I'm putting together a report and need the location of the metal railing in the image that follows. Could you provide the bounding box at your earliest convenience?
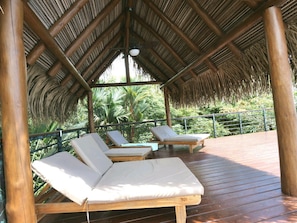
[27,108,276,156]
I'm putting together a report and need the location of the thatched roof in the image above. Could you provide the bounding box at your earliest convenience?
[21,0,297,121]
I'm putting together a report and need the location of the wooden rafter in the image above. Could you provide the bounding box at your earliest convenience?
[23,3,91,91]
[133,13,193,83]
[186,0,242,58]
[70,33,122,93]
[143,0,218,72]
[61,14,124,86]
[76,51,120,96]
[26,0,88,65]
[47,0,121,77]
[161,0,287,88]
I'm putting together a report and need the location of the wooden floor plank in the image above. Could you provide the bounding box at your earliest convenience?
[41,131,297,223]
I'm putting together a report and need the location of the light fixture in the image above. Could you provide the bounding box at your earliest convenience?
[129,48,140,57]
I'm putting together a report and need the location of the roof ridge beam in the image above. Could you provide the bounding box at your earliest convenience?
[186,0,242,58]
[23,3,91,91]
[161,0,287,88]
[26,0,88,65]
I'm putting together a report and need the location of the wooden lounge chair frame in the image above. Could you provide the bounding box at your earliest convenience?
[151,125,210,153]
[35,194,201,223]
[32,151,203,223]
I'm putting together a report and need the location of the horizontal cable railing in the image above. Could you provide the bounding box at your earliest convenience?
[28,108,276,157]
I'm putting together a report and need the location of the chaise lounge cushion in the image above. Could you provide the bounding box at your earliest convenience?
[88,157,204,203]
[107,130,159,151]
[71,136,113,175]
[31,152,100,205]
[151,125,210,142]
[77,133,151,159]
[32,152,204,206]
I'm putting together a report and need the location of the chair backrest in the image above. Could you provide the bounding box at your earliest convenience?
[150,125,178,141]
[31,151,100,205]
[88,133,110,152]
[107,130,129,146]
[71,134,113,175]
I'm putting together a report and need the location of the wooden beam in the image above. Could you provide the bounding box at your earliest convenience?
[91,81,162,88]
[164,87,172,127]
[48,0,121,77]
[87,91,95,133]
[26,0,88,65]
[186,0,242,58]
[23,3,91,91]
[70,33,121,93]
[143,0,218,72]
[161,0,287,88]
[75,51,120,97]
[133,13,195,81]
[61,14,124,86]
[0,0,36,222]
[263,6,297,196]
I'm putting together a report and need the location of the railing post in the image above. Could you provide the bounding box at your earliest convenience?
[184,119,188,133]
[56,128,63,152]
[212,114,217,138]
[263,108,268,131]
[239,112,243,134]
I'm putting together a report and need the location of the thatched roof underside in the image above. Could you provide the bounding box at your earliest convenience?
[18,0,297,121]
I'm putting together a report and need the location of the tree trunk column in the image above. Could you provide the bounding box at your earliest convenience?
[264,6,297,196]
[0,0,36,221]
[164,87,172,127]
[87,91,95,133]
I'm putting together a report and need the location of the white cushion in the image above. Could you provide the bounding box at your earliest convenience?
[71,135,113,175]
[89,133,110,152]
[107,130,129,146]
[122,142,159,151]
[31,152,100,205]
[164,134,210,142]
[104,147,151,157]
[151,125,178,141]
[87,157,204,203]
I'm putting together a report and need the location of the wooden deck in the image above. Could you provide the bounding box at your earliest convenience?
[42,131,297,223]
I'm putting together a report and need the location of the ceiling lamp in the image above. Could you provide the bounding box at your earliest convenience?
[129,48,140,56]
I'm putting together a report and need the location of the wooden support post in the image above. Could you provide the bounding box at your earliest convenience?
[87,91,95,133]
[164,87,172,127]
[0,0,37,221]
[264,6,297,196]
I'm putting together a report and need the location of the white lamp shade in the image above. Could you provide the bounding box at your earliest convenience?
[129,48,140,56]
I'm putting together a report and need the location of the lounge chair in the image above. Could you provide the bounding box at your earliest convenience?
[151,125,210,153]
[107,130,159,151]
[71,133,152,162]
[31,149,204,223]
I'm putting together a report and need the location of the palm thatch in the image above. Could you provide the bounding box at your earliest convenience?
[27,65,79,122]
[5,0,296,121]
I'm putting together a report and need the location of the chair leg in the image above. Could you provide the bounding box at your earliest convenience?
[189,145,194,153]
[175,205,187,223]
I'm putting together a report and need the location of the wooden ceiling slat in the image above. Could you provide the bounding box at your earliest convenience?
[47,0,121,77]
[186,0,242,58]
[161,0,287,88]
[26,0,88,65]
[61,14,124,86]
[23,2,91,91]
[70,33,122,93]
[143,0,218,73]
